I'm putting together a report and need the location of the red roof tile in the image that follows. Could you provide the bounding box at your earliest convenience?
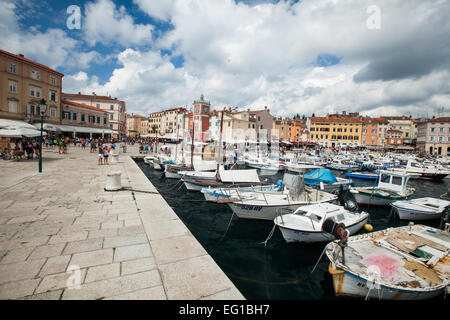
[62,99,108,113]
[0,49,64,76]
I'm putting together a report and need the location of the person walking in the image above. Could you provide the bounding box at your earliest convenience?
[103,145,109,165]
[98,145,103,165]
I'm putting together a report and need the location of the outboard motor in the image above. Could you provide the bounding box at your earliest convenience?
[338,189,359,212]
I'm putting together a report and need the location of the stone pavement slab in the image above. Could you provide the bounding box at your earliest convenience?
[0,145,244,300]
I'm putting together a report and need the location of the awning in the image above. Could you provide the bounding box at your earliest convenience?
[0,127,44,137]
[33,123,115,134]
[0,119,37,130]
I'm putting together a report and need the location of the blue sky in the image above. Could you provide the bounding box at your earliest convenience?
[1,0,448,118]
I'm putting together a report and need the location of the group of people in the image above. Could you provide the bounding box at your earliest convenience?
[0,139,41,160]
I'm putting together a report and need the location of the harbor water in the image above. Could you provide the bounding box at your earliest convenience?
[136,160,449,300]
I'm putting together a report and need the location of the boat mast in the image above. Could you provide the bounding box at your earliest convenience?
[216,108,225,181]
[190,115,195,170]
[175,112,179,163]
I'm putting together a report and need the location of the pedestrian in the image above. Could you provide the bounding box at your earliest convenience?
[103,146,109,165]
[98,145,103,165]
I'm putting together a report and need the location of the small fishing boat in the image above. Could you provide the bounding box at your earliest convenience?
[350,171,417,206]
[227,174,338,221]
[183,167,267,192]
[164,164,191,179]
[325,224,450,300]
[274,203,369,243]
[390,197,450,221]
[201,184,281,202]
[389,159,450,181]
[304,168,352,192]
[245,158,285,172]
[327,159,359,171]
[345,171,380,181]
[143,155,157,166]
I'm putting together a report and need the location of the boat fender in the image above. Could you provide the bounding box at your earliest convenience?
[364,224,373,232]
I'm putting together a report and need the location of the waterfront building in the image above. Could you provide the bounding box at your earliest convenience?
[60,100,112,138]
[290,119,308,143]
[273,118,292,143]
[0,49,63,126]
[62,92,126,139]
[362,117,389,147]
[160,107,187,140]
[249,106,274,141]
[126,113,146,137]
[148,110,164,138]
[383,116,416,145]
[385,129,404,146]
[416,117,450,156]
[192,95,211,142]
[307,116,363,148]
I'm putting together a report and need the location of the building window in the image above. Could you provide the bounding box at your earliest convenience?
[110,114,113,120]
[31,70,40,80]
[110,124,113,129]
[440,128,444,133]
[103,117,107,125]
[110,105,114,110]
[50,76,56,86]
[9,80,17,93]
[431,127,435,132]
[97,116,100,123]
[73,112,77,121]
[439,136,443,142]
[81,114,85,122]
[9,63,16,73]
[49,91,57,102]
[8,101,18,113]
[30,86,41,98]
[430,136,434,142]
[50,108,56,118]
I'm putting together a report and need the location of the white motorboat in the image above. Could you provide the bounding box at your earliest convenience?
[201,184,280,203]
[245,158,284,172]
[227,174,338,221]
[274,203,369,243]
[143,155,157,166]
[390,197,450,221]
[389,159,450,181]
[350,171,417,206]
[183,167,266,192]
[327,159,359,171]
[325,224,449,300]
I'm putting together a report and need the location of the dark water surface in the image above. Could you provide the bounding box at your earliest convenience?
[136,160,449,300]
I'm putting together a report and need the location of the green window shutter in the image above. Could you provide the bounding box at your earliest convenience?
[73,112,77,121]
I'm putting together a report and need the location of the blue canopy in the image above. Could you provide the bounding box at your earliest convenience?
[303,168,338,186]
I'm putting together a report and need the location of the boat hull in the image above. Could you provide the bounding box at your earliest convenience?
[350,189,409,206]
[277,216,369,243]
[165,170,182,179]
[228,202,302,221]
[391,205,443,221]
[328,263,445,300]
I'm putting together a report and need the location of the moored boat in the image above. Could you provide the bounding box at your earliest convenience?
[274,203,369,243]
[390,197,450,220]
[325,224,450,300]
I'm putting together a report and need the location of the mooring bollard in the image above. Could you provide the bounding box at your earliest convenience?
[106,171,122,191]
[110,153,119,163]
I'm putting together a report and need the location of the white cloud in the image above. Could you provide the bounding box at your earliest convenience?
[65,0,450,118]
[83,0,153,46]
[133,0,175,21]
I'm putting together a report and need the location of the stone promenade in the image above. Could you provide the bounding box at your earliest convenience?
[0,145,244,300]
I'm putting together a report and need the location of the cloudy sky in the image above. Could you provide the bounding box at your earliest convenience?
[1,0,449,118]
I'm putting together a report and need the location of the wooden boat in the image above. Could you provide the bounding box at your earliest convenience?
[350,171,417,206]
[325,224,449,300]
[274,203,369,243]
[390,197,450,221]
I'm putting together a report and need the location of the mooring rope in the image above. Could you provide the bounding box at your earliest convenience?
[259,224,276,247]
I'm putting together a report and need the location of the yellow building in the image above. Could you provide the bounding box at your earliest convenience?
[148,110,164,138]
[126,114,146,137]
[308,117,363,148]
[0,49,63,125]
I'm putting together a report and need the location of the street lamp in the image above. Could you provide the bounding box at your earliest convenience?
[38,98,47,173]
